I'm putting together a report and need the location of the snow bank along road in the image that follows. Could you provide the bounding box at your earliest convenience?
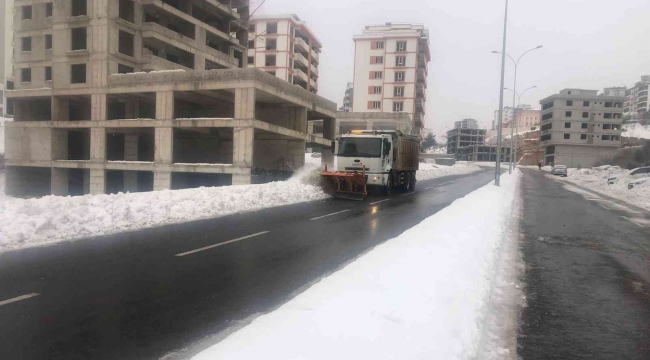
[0,167,504,360]
[0,162,482,253]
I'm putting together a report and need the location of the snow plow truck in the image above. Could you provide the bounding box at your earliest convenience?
[321,130,420,200]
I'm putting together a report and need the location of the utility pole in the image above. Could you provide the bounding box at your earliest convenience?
[494,0,509,186]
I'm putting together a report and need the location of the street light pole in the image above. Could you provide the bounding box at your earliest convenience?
[493,45,543,174]
[494,0,509,186]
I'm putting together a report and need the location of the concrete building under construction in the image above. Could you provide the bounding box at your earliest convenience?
[4,0,335,197]
[446,127,486,160]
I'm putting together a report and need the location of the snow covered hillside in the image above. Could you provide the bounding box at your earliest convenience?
[192,170,522,360]
[551,165,650,211]
[622,123,650,139]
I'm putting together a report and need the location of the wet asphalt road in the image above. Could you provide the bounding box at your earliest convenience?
[0,169,498,360]
[517,169,650,359]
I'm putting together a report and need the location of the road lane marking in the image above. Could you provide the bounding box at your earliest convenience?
[425,187,433,190]
[175,231,270,257]
[0,293,40,307]
[310,209,350,221]
[401,192,416,196]
[369,199,390,205]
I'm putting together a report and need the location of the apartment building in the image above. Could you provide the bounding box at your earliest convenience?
[624,76,649,119]
[340,82,353,112]
[350,23,430,135]
[446,127,486,160]
[492,104,533,130]
[247,14,321,93]
[5,0,337,198]
[513,108,541,130]
[539,88,624,167]
[454,118,478,129]
[0,0,14,116]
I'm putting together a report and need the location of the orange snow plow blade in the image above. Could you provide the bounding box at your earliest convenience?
[321,164,368,201]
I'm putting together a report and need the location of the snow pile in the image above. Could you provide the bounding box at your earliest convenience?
[622,123,650,139]
[0,180,329,253]
[192,171,521,360]
[553,165,650,210]
[111,69,187,76]
[417,162,482,181]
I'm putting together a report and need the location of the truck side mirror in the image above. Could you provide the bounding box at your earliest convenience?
[383,139,391,154]
[331,140,336,154]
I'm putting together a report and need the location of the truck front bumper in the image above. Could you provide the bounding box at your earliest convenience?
[365,173,388,186]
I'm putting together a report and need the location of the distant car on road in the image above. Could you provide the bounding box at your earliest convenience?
[551,165,568,177]
[607,166,650,189]
[310,152,322,158]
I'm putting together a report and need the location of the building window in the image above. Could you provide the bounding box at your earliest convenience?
[46,3,53,17]
[611,135,620,141]
[396,56,406,67]
[603,113,612,119]
[394,86,404,97]
[542,101,553,110]
[541,134,551,141]
[396,41,407,52]
[393,101,404,112]
[22,37,32,52]
[368,101,381,109]
[583,101,589,106]
[372,86,382,94]
[247,56,254,65]
[372,71,383,79]
[71,27,87,50]
[248,40,254,49]
[71,0,87,16]
[21,68,32,83]
[265,54,276,66]
[22,6,32,20]
[45,66,52,81]
[118,64,134,73]
[603,124,612,129]
[249,24,256,32]
[604,102,613,107]
[564,122,571,128]
[581,134,587,140]
[395,71,405,82]
[564,133,571,139]
[542,113,552,121]
[566,100,573,106]
[602,135,611,140]
[373,41,384,49]
[265,39,277,51]
[582,112,589,118]
[119,0,135,23]
[118,30,134,56]
[581,123,588,129]
[372,56,384,64]
[266,22,278,34]
[71,63,87,83]
[565,111,572,117]
[44,34,53,50]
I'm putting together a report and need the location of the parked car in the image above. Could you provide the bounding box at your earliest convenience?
[551,165,568,177]
[607,167,650,189]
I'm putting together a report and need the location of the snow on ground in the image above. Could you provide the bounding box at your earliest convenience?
[0,173,329,253]
[548,165,650,211]
[622,123,650,139]
[417,161,483,181]
[192,170,522,360]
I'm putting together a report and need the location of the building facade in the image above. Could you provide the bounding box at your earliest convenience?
[446,127,486,160]
[247,14,321,93]
[5,1,337,198]
[340,82,353,112]
[454,118,478,129]
[350,23,430,134]
[539,89,624,167]
[624,76,649,119]
[512,108,541,130]
[0,0,14,116]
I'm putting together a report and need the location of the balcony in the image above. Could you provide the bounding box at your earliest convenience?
[418,54,427,68]
[310,63,318,76]
[294,68,309,83]
[141,48,193,71]
[294,37,309,52]
[417,69,426,82]
[141,22,197,48]
[310,78,318,90]
[311,49,319,63]
[416,98,425,112]
[416,83,426,97]
[294,52,308,67]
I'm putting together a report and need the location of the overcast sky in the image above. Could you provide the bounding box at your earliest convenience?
[257,0,650,138]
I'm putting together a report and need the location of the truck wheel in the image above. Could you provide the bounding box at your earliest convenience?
[401,172,411,192]
[409,171,416,191]
[385,175,393,195]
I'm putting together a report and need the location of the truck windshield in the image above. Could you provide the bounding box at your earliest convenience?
[338,138,382,158]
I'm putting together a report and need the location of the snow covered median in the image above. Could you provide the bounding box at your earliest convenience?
[192,170,522,360]
[551,165,650,211]
[417,161,483,181]
[0,177,328,253]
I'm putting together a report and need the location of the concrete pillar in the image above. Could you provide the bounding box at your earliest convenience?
[287,140,306,170]
[51,168,69,196]
[155,128,173,165]
[52,97,70,121]
[124,134,139,192]
[335,122,341,136]
[90,128,106,162]
[195,56,206,71]
[91,93,107,121]
[89,169,106,195]
[154,171,172,191]
[156,91,174,120]
[366,121,374,130]
[308,122,315,135]
[235,88,255,120]
[51,129,68,160]
[232,127,254,185]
